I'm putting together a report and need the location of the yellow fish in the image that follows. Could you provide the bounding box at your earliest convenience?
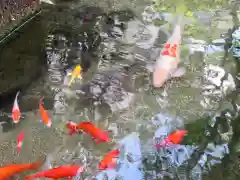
[68,65,82,87]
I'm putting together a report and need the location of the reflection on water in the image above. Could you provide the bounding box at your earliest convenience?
[0,1,239,180]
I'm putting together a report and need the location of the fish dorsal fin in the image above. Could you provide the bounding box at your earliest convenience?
[81,122,93,126]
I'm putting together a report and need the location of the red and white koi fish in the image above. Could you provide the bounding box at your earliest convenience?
[66,121,79,135]
[155,129,187,150]
[17,131,24,153]
[25,165,84,180]
[12,91,21,123]
[0,161,42,179]
[39,99,52,128]
[77,122,110,144]
[99,149,120,170]
[153,14,186,87]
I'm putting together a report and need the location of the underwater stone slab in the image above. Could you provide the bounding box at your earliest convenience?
[0,0,40,38]
[0,14,46,99]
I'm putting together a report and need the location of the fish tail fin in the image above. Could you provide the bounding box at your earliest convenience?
[176,13,184,25]
[68,76,74,87]
[17,146,21,153]
[46,120,52,128]
[175,13,186,34]
[16,91,20,98]
[39,97,44,105]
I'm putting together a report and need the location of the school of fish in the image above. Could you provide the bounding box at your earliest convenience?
[0,14,189,179]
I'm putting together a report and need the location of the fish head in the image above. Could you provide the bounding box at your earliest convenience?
[98,161,106,170]
[46,121,52,128]
[96,131,110,143]
[39,99,44,109]
[169,130,187,144]
[112,149,120,156]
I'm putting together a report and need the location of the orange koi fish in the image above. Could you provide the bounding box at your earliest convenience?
[66,121,79,135]
[77,122,110,144]
[68,65,82,87]
[17,131,24,153]
[153,14,185,87]
[0,161,41,179]
[99,149,120,170]
[155,129,187,150]
[39,99,52,128]
[25,165,84,180]
[12,91,21,123]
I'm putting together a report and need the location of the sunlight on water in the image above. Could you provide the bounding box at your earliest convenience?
[0,1,239,179]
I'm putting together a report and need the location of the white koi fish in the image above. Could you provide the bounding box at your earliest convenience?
[153,14,186,87]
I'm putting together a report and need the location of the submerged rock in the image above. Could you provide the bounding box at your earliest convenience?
[70,65,138,112]
[200,64,236,109]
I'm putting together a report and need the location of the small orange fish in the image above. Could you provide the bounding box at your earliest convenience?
[68,65,82,87]
[66,121,79,135]
[25,165,84,180]
[155,130,187,150]
[168,129,187,144]
[17,131,24,153]
[0,161,41,179]
[39,99,52,128]
[12,91,21,123]
[77,122,110,144]
[99,149,120,170]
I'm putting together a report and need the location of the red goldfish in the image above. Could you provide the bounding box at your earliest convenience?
[155,130,187,150]
[99,149,120,170]
[25,165,84,179]
[153,14,185,87]
[66,121,79,135]
[77,122,110,144]
[12,91,21,123]
[17,131,24,153]
[39,99,52,128]
[0,161,41,179]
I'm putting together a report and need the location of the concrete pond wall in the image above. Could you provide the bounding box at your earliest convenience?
[0,0,45,103]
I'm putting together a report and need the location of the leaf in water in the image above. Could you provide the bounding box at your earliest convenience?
[185,11,194,17]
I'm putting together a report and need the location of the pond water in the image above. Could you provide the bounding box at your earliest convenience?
[0,0,239,179]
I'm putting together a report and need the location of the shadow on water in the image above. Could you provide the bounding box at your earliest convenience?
[0,1,239,180]
[0,15,47,133]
